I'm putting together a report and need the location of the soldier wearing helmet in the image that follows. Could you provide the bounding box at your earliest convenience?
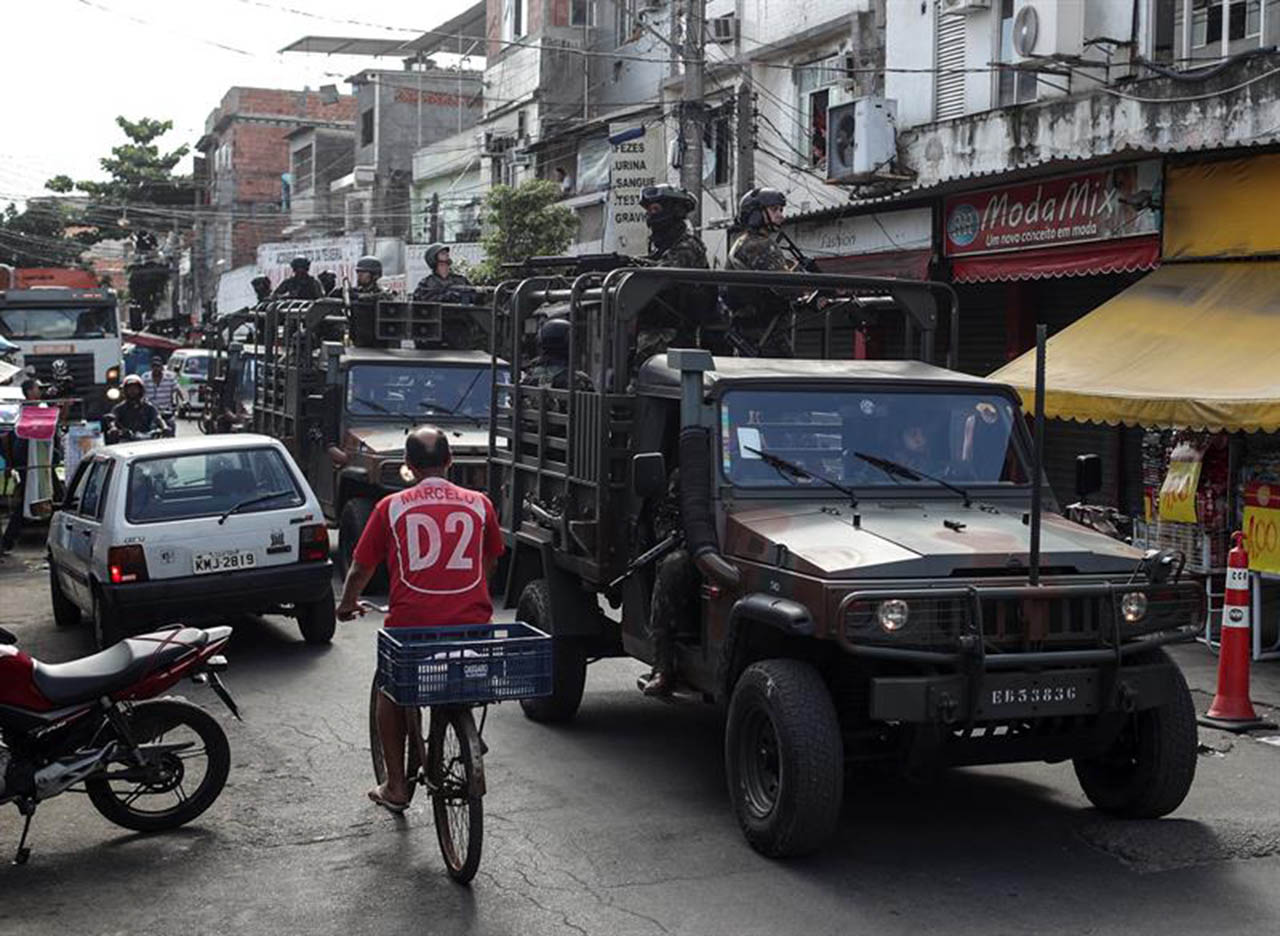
[326,255,388,299]
[250,275,273,303]
[728,187,790,272]
[521,317,593,394]
[640,185,707,270]
[272,255,324,300]
[106,373,168,442]
[413,244,475,303]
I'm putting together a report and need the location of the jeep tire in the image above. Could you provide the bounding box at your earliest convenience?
[725,659,843,858]
[1072,647,1198,818]
[517,578,586,724]
[338,497,388,594]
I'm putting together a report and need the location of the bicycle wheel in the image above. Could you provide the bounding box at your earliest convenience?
[427,706,484,884]
[368,675,422,805]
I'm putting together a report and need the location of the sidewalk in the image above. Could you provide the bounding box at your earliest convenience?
[1169,640,1280,715]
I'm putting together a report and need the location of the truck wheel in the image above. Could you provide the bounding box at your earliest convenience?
[297,593,336,645]
[1072,648,1198,819]
[49,561,82,629]
[725,659,843,858]
[339,497,388,594]
[517,579,586,724]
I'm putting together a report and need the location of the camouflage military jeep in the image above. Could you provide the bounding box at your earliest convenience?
[490,268,1203,859]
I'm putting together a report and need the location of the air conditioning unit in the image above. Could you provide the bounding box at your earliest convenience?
[1011,0,1085,60]
[710,13,738,43]
[827,98,897,182]
[939,0,990,13]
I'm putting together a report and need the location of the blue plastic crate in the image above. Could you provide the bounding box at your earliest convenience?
[376,622,553,707]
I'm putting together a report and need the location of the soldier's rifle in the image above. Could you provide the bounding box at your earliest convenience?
[774,228,820,273]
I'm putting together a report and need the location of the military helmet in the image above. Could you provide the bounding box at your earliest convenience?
[536,317,571,358]
[290,255,311,272]
[355,255,382,277]
[639,184,696,228]
[424,243,448,268]
[737,187,787,229]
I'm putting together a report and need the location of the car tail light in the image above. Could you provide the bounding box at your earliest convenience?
[108,545,149,584]
[299,524,329,562]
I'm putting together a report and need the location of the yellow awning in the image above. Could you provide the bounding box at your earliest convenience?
[988,261,1280,433]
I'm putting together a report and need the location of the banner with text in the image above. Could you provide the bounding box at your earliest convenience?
[257,236,367,291]
[943,161,1161,257]
[605,122,665,256]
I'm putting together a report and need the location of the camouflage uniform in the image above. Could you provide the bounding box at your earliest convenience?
[271,273,325,300]
[726,229,794,356]
[413,271,474,303]
[636,225,713,368]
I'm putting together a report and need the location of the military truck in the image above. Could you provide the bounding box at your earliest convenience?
[488,267,1204,858]
[250,296,501,588]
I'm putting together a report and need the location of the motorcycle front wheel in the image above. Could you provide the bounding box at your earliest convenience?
[85,699,231,833]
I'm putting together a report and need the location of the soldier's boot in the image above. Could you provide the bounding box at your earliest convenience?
[638,627,675,696]
[639,669,674,696]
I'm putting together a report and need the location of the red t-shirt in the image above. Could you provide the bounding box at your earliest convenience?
[352,477,505,628]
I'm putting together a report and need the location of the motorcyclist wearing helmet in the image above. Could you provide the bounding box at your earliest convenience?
[106,374,169,442]
[640,185,707,269]
[413,244,474,303]
[271,256,324,300]
[727,187,790,272]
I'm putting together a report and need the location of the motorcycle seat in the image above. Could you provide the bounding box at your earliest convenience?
[31,628,210,706]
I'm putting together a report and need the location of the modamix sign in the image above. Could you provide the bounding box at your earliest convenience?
[943,161,1161,257]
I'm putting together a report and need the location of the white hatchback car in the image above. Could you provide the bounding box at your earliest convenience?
[46,433,336,648]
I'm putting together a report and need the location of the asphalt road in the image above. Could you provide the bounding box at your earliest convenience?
[4,508,1280,933]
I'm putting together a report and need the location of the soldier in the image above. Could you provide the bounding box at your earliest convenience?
[335,256,390,348]
[328,256,388,299]
[317,270,338,296]
[521,318,592,393]
[640,184,707,269]
[250,275,273,303]
[272,256,324,300]
[413,244,475,303]
[727,187,790,272]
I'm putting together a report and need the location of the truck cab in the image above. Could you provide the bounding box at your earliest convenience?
[489,267,1204,860]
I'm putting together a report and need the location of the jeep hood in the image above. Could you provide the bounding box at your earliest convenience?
[347,424,490,456]
[723,500,1141,578]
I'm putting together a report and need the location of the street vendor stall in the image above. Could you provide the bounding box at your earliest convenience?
[990,258,1280,660]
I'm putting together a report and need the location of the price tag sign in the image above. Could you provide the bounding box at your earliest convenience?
[1158,457,1202,524]
[1244,482,1280,574]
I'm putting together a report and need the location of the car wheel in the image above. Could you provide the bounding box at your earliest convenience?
[92,586,125,650]
[297,592,336,645]
[338,497,387,594]
[49,560,83,629]
[1072,648,1198,819]
[517,579,586,724]
[725,659,843,858]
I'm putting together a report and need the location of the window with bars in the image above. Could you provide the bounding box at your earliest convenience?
[1191,0,1261,47]
[997,0,1037,107]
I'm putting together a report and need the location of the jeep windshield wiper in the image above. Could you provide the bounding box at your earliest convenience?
[852,451,971,507]
[420,368,486,428]
[744,445,857,508]
[351,396,415,426]
[217,490,293,525]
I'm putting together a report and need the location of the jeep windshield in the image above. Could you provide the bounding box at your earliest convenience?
[345,364,503,419]
[0,305,118,340]
[720,387,1029,490]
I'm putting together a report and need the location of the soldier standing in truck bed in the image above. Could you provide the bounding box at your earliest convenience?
[413,244,475,302]
[634,185,714,367]
[272,256,325,300]
[725,188,799,355]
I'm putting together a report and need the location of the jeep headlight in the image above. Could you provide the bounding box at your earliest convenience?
[105,365,120,384]
[877,599,910,632]
[1121,591,1148,624]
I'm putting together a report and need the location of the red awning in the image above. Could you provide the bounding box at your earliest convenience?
[950,236,1161,284]
[816,248,932,280]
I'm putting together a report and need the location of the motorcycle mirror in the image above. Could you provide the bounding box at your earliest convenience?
[0,626,17,645]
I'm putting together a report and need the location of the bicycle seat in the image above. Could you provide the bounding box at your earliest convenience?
[31,627,210,706]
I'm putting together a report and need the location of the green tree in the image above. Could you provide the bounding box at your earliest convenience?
[471,179,577,282]
[0,200,84,267]
[45,116,192,245]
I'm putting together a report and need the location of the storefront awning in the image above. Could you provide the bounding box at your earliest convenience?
[952,236,1160,284]
[989,261,1280,432]
[816,248,932,280]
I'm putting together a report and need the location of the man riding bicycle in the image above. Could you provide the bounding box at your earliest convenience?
[336,427,504,812]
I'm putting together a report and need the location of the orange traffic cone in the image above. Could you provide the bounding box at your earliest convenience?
[1200,532,1271,731]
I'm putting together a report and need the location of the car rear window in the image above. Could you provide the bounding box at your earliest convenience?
[126,446,305,524]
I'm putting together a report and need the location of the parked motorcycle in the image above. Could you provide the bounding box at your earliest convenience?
[0,623,239,864]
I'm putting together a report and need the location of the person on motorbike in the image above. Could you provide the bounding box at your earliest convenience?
[106,374,169,443]
[335,427,505,812]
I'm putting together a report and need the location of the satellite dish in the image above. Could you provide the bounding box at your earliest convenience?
[1012,4,1039,57]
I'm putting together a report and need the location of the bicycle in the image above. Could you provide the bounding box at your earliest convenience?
[363,602,552,885]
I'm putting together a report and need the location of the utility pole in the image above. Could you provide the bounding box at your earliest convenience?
[735,75,755,200]
[678,0,706,229]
